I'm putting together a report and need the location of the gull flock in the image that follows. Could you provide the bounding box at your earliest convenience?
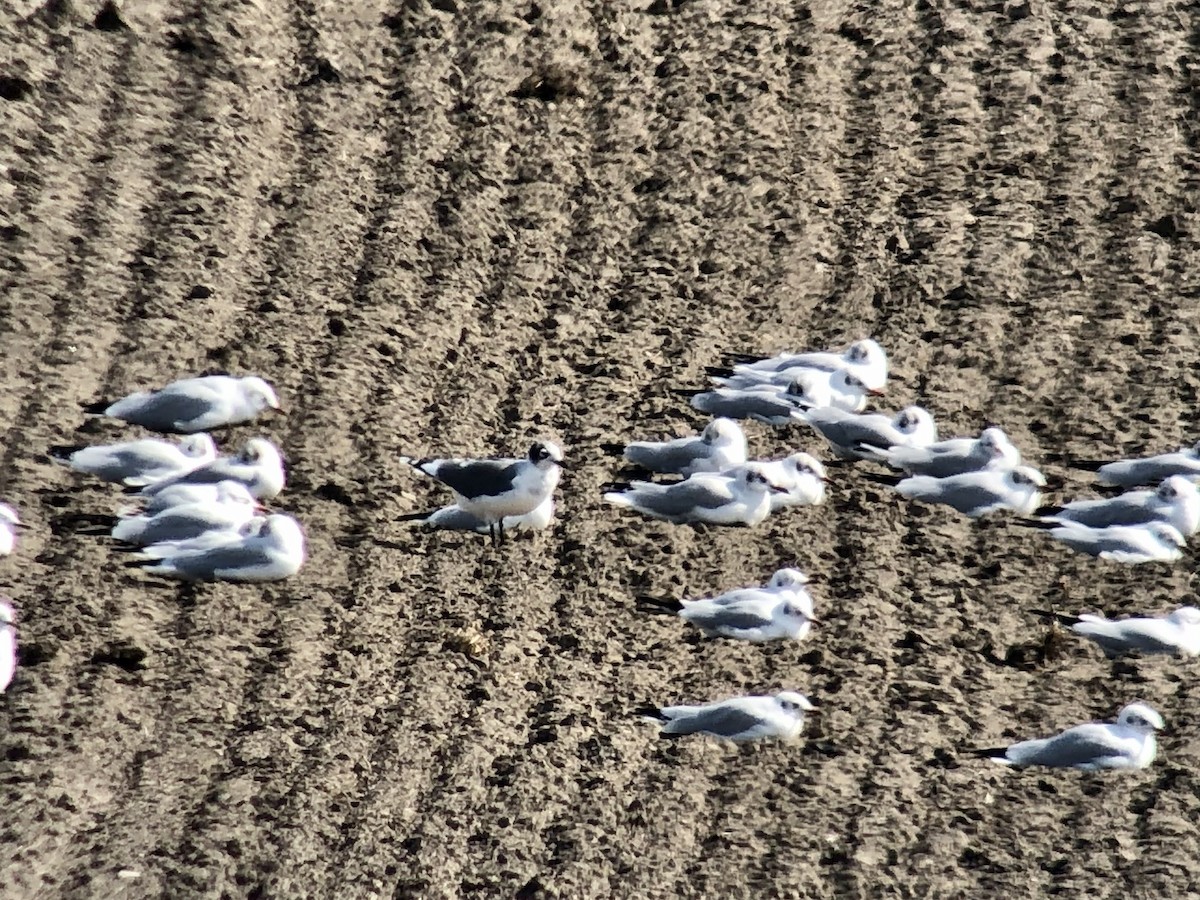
[0,342,1195,773]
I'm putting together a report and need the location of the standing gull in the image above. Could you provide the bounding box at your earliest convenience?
[615,418,747,477]
[51,433,218,487]
[400,440,565,545]
[83,374,282,433]
[604,464,787,526]
[972,702,1163,771]
[639,691,816,742]
[640,568,817,642]
[1032,606,1200,658]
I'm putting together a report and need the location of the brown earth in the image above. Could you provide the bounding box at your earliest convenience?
[3,0,1200,897]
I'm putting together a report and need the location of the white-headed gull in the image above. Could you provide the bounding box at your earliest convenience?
[604,464,787,526]
[1037,475,1200,537]
[797,406,938,460]
[1029,520,1186,564]
[130,513,305,582]
[874,465,1046,517]
[973,702,1163,771]
[1033,606,1200,658]
[138,437,285,500]
[860,426,1022,477]
[82,374,281,433]
[51,433,218,486]
[617,418,747,476]
[640,568,817,642]
[640,691,816,742]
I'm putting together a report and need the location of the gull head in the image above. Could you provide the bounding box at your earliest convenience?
[181,433,218,459]
[241,376,282,413]
[769,567,811,589]
[738,465,785,495]
[1117,702,1165,733]
[259,514,306,552]
[702,418,744,448]
[785,372,818,401]
[785,452,828,482]
[528,440,565,469]
[1148,522,1186,548]
[894,406,938,445]
[238,437,282,467]
[845,338,886,368]
[780,595,817,624]
[1009,466,1047,488]
[775,691,817,715]
[1157,475,1197,503]
[1168,606,1200,628]
[838,369,882,398]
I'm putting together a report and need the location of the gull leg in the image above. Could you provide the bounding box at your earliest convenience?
[498,519,506,546]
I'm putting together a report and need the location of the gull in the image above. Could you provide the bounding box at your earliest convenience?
[687,383,811,426]
[603,464,787,526]
[1036,475,1200,537]
[615,418,747,476]
[797,406,938,461]
[724,338,889,391]
[138,437,286,500]
[137,517,269,559]
[710,369,878,413]
[872,466,1047,517]
[0,504,23,557]
[112,487,261,546]
[397,497,555,535]
[1027,520,1186,564]
[639,691,816,742]
[860,427,1022,477]
[82,374,282,433]
[1032,606,1200,658]
[129,513,306,582]
[400,440,564,545]
[1068,441,1200,487]
[639,568,817,642]
[755,452,828,509]
[0,599,15,693]
[50,433,217,487]
[972,702,1163,771]
[117,480,258,519]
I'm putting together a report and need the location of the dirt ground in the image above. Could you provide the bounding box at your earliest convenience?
[3,0,1200,897]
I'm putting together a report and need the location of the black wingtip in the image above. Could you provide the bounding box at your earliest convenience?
[969,747,1009,760]
[395,510,434,524]
[122,557,153,569]
[635,594,683,615]
[862,472,901,487]
[48,444,85,461]
[721,352,762,366]
[600,481,632,494]
[599,442,626,457]
[668,388,700,398]
[80,399,110,415]
[703,365,733,378]
[1064,458,1107,473]
[1011,517,1056,530]
[633,703,667,721]
[1034,504,1064,517]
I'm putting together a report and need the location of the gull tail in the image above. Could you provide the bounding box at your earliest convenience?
[862,472,902,488]
[633,703,668,721]
[80,399,112,415]
[48,444,84,463]
[1034,504,1065,517]
[704,365,733,378]
[123,557,155,569]
[1063,457,1108,473]
[968,746,1011,761]
[720,352,764,366]
[396,510,435,525]
[668,388,701,399]
[1029,609,1082,627]
[599,442,626,457]
[635,594,683,615]
[1009,517,1057,530]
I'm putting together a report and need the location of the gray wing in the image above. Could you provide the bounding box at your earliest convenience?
[901,451,985,478]
[689,608,775,633]
[624,438,707,474]
[693,391,795,422]
[668,705,768,738]
[121,390,220,432]
[135,512,236,545]
[1051,528,1137,556]
[901,478,1002,515]
[1014,726,1132,768]
[420,459,522,499]
[1081,620,1184,655]
[1055,498,1156,528]
[161,543,270,579]
[629,479,735,519]
[142,458,247,493]
[1098,457,1200,487]
[808,415,896,449]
